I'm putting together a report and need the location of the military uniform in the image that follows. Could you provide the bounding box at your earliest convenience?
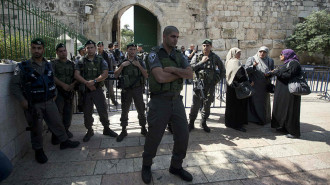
[142,44,190,169]
[189,49,225,132]
[51,58,75,133]
[11,59,69,149]
[119,57,146,126]
[75,55,111,131]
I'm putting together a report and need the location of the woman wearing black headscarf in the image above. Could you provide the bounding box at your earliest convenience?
[270,49,302,138]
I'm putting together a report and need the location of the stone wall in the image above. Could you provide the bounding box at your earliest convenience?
[0,64,30,164]
[29,0,330,65]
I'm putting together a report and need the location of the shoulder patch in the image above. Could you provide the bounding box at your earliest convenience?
[148,52,157,64]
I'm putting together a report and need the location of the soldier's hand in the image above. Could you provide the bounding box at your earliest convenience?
[68,84,75,91]
[164,67,177,74]
[62,84,71,91]
[122,61,130,67]
[21,100,28,110]
[132,60,140,67]
[86,80,94,87]
[201,56,209,63]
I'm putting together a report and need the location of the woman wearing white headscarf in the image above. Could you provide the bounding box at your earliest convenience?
[225,47,248,132]
[245,46,274,125]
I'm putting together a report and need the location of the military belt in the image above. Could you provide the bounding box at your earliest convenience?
[150,94,181,101]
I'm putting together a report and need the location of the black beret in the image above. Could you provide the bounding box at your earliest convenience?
[31,38,45,46]
[55,43,65,50]
[85,40,96,46]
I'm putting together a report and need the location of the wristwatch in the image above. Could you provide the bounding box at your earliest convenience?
[94,79,97,83]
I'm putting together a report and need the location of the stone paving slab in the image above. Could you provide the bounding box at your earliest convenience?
[2,94,330,184]
[200,163,257,182]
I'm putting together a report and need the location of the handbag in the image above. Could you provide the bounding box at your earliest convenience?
[288,72,311,95]
[233,80,255,99]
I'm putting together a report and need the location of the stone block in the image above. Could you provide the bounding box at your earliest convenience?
[239,40,261,49]
[46,175,102,185]
[256,144,301,158]
[236,28,246,40]
[298,11,311,18]
[221,28,235,39]
[246,29,259,40]
[269,48,282,58]
[212,39,226,51]
[101,172,144,185]
[262,39,273,48]
[225,39,239,50]
[273,39,285,49]
[195,22,204,29]
[288,154,330,171]
[200,163,256,182]
[303,1,315,7]
[207,28,221,39]
[269,30,287,40]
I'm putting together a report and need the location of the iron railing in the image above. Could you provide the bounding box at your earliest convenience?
[0,0,88,62]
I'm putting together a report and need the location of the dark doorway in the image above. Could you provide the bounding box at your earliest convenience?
[134,6,158,52]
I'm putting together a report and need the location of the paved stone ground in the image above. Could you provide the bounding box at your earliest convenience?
[2,93,330,185]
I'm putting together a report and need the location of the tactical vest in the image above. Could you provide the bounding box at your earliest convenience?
[195,52,221,85]
[121,59,145,89]
[79,56,104,87]
[19,60,56,102]
[52,59,74,85]
[147,47,183,94]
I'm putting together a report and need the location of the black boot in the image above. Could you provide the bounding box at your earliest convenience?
[188,119,195,132]
[141,165,152,184]
[60,139,80,150]
[169,166,193,182]
[200,118,210,133]
[83,129,94,142]
[51,133,60,145]
[103,127,118,137]
[35,149,48,164]
[116,129,128,142]
[141,126,148,136]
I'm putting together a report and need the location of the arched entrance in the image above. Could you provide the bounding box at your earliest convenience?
[99,1,163,51]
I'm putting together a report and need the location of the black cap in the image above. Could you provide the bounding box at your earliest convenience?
[55,43,65,50]
[85,40,96,46]
[202,39,212,45]
[31,38,45,46]
[97,41,103,46]
[126,43,137,49]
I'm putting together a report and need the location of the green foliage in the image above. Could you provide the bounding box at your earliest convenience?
[0,30,31,61]
[120,24,134,52]
[285,10,330,58]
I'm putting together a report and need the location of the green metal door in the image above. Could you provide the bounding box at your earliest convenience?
[134,6,157,52]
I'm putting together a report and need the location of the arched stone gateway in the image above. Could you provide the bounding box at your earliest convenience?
[30,0,329,64]
[96,0,165,48]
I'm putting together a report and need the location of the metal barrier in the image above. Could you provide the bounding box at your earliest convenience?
[73,65,329,113]
[0,0,88,61]
[302,65,330,100]
[73,78,227,113]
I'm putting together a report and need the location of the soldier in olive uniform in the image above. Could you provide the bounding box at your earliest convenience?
[189,39,225,132]
[74,40,118,142]
[97,41,118,106]
[10,38,80,164]
[141,26,193,184]
[114,43,148,142]
[137,43,147,61]
[51,43,76,143]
